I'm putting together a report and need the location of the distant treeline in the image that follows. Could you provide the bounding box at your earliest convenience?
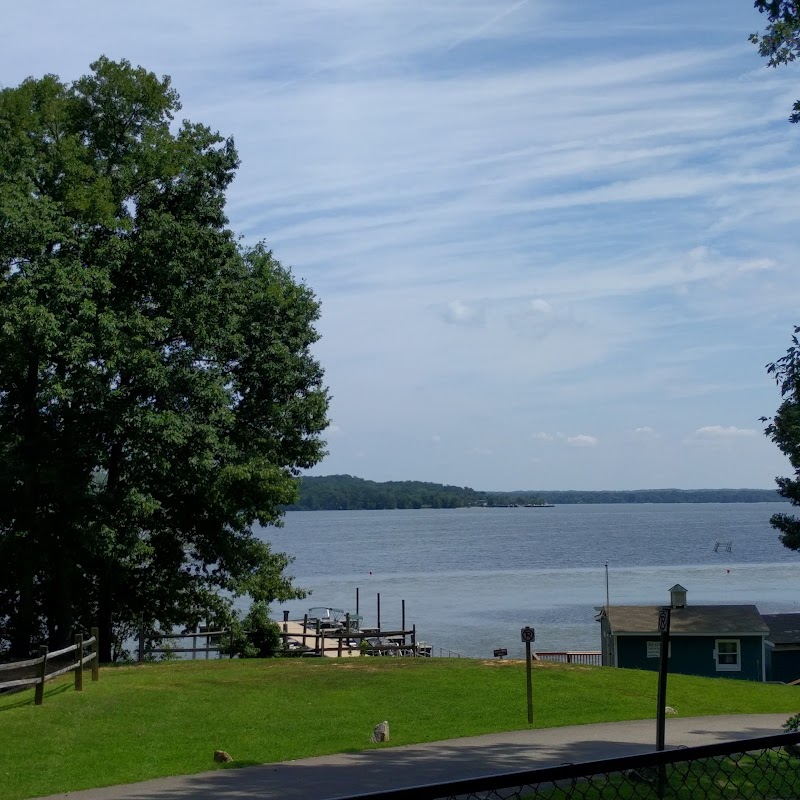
[287,475,784,511]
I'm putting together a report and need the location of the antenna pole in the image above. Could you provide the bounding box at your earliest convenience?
[605,563,610,610]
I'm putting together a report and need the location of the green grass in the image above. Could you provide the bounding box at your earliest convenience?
[0,658,797,800]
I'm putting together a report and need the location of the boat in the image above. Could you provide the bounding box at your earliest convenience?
[306,607,362,631]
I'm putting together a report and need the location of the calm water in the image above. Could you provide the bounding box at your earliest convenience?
[257,504,800,659]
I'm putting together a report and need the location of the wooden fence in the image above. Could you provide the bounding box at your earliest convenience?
[0,628,100,705]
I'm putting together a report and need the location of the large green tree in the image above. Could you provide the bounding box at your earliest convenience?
[763,332,800,551]
[0,58,328,659]
[750,1,800,120]
[752,3,800,550]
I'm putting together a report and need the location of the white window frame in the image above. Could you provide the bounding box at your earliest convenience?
[646,640,671,659]
[714,639,741,672]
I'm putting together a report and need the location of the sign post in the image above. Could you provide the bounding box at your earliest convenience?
[656,607,671,751]
[521,626,535,724]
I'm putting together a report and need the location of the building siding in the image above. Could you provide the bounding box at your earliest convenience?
[766,643,800,683]
[616,635,763,681]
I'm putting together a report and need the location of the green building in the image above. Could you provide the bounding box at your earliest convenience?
[763,614,800,684]
[597,585,769,682]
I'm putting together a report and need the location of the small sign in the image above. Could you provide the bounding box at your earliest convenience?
[494,648,508,658]
[647,641,661,658]
[658,608,670,632]
[520,626,535,643]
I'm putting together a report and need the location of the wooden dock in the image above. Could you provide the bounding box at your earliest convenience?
[280,618,421,658]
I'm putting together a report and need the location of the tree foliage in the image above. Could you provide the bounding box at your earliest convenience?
[750,1,800,121]
[290,476,780,511]
[0,58,328,659]
[762,328,800,551]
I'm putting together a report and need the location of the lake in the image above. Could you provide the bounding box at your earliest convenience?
[257,503,800,659]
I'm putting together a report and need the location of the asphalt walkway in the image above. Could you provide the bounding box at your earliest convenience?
[36,714,790,800]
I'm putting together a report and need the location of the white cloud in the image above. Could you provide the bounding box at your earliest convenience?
[327,424,343,436]
[566,434,599,447]
[529,298,553,315]
[438,300,483,325]
[692,426,758,439]
[532,432,555,441]
[631,426,660,441]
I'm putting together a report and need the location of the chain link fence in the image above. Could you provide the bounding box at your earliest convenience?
[334,731,800,800]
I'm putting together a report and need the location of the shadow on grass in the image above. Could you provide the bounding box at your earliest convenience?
[0,681,71,712]
[57,718,785,800]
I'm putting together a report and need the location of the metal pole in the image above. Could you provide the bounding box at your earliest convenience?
[605,563,610,610]
[377,593,381,631]
[356,587,359,616]
[526,641,533,724]
[656,607,671,751]
[402,599,406,646]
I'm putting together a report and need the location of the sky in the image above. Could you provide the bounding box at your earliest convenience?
[3,1,800,490]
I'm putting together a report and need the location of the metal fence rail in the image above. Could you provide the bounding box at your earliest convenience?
[533,652,602,666]
[332,730,800,800]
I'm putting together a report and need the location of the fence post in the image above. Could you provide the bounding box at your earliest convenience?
[302,613,308,649]
[138,613,145,663]
[74,633,84,692]
[34,645,48,706]
[315,620,321,655]
[91,627,100,681]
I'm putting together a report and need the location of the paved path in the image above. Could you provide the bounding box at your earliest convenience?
[35,714,789,800]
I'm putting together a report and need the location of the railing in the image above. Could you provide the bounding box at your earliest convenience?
[0,628,100,705]
[331,730,800,799]
[533,650,602,666]
[138,624,229,662]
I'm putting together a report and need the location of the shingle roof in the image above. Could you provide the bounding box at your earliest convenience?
[762,613,800,644]
[605,605,768,635]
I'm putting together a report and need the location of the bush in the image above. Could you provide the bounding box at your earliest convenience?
[221,602,282,658]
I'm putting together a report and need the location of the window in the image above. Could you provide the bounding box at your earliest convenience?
[647,641,671,658]
[715,639,740,671]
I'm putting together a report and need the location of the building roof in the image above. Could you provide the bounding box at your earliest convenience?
[762,613,800,644]
[605,605,768,636]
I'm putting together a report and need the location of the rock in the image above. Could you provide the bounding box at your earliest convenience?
[371,720,390,743]
[665,706,678,715]
[214,750,233,763]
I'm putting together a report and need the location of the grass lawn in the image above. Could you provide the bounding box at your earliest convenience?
[0,658,797,800]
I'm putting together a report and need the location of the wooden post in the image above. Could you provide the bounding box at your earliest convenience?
[282,609,289,650]
[138,613,145,663]
[192,626,197,660]
[91,627,100,681]
[402,600,406,646]
[337,633,343,657]
[411,624,416,654]
[345,613,351,655]
[356,587,359,615]
[74,633,84,691]
[315,620,321,656]
[377,593,381,631]
[302,614,308,649]
[34,645,48,706]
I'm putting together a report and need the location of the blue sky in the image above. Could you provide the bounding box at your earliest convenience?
[4,1,800,490]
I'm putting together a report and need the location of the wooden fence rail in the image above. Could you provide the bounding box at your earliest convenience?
[0,628,100,705]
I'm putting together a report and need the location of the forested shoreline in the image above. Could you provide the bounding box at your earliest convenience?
[288,475,784,510]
